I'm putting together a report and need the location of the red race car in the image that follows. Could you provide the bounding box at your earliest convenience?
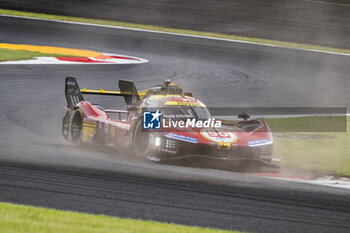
[62,77,275,168]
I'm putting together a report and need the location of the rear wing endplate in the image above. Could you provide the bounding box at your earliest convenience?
[118,79,141,105]
[65,76,84,108]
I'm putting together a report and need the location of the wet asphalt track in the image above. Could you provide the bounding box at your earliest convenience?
[0,16,350,233]
[2,0,350,49]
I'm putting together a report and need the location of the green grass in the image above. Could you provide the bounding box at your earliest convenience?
[272,117,350,176]
[263,116,346,132]
[0,202,243,233]
[0,48,74,61]
[1,8,350,55]
[224,116,350,176]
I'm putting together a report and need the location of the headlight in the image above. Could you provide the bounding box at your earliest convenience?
[154,137,161,147]
[165,139,176,149]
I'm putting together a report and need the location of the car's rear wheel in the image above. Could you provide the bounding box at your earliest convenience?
[70,110,83,144]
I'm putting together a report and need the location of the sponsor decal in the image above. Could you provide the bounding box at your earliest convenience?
[200,129,237,143]
[247,138,271,147]
[165,132,198,143]
[162,148,177,154]
[67,81,76,86]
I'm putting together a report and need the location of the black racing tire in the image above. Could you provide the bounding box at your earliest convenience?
[133,119,150,158]
[69,110,83,144]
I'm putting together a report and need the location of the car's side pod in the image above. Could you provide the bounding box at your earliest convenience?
[65,76,84,108]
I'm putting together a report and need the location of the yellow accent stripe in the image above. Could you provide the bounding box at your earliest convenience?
[217,142,232,150]
[164,101,205,107]
[149,95,184,100]
[83,125,96,128]
[0,43,101,57]
[137,89,149,99]
[83,122,96,125]
[81,88,149,98]
[83,123,96,125]
[81,88,131,95]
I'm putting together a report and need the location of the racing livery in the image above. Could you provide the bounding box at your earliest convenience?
[62,77,274,167]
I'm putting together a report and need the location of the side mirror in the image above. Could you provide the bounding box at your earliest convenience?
[238,112,250,120]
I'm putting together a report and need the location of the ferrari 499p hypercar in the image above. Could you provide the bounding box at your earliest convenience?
[62,77,274,168]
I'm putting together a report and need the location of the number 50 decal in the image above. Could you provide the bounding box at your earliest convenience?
[201,129,237,143]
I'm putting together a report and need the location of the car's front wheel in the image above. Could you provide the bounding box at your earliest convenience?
[133,120,150,158]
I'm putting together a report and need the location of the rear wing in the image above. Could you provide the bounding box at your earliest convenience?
[64,77,142,107]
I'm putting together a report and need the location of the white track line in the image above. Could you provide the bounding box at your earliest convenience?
[304,0,350,7]
[218,113,350,120]
[1,14,350,57]
[293,177,350,190]
[299,176,350,189]
[252,174,350,190]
